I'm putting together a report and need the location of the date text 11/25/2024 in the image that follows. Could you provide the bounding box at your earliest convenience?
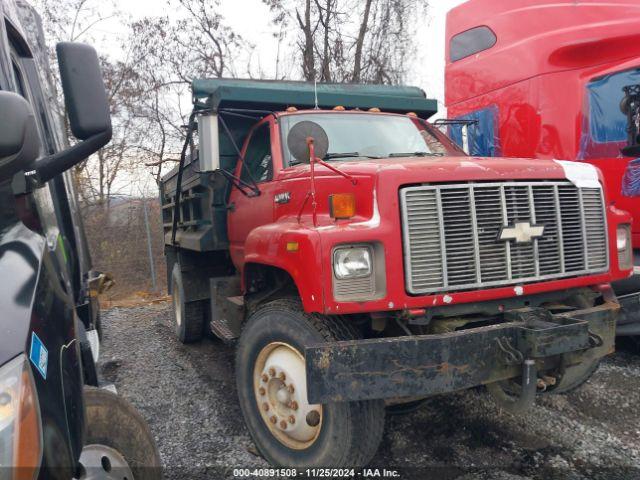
[233,468,401,478]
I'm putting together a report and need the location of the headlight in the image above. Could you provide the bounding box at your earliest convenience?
[0,355,42,478]
[617,224,633,271]
[333,246,373,279]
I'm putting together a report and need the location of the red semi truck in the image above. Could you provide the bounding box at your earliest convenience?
[160,79,632,467]
[445,0,640,334]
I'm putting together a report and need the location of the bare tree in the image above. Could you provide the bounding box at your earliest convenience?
[264,0,427,84]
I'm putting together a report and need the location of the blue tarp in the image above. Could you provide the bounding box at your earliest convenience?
[579,68,640,159]
[622,158,640,197]
[449,105,500,157]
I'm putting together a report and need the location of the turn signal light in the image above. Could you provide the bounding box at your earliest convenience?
[329,193,356,219]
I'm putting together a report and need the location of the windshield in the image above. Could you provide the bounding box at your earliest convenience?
[280,113,463,166]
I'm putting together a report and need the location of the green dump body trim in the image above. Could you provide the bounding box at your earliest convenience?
[192,78,438,119]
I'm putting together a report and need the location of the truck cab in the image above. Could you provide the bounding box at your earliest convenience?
[161,78,632,468]
[444,0,640,334]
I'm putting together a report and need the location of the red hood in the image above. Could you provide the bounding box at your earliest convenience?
[280,155,599,185]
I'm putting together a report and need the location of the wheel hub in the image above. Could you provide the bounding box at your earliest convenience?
[77,444,134,480]
[254,343,323,449]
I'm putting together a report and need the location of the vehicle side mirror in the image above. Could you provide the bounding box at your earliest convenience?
[0,92,40,181]
[36,42,112,183]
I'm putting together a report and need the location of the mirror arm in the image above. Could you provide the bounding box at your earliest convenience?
[35,127,112,184]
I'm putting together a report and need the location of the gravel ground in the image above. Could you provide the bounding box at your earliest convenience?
[99,303,640,479]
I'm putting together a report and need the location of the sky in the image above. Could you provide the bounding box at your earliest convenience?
[94,0,467,116]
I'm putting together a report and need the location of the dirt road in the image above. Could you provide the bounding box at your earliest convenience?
[98,303,640,479]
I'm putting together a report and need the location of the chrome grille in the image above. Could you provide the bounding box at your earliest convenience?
[400,182,608,295]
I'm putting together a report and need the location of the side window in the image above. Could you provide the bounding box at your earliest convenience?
[450,26,497,62]
[241,123,273,183]
[11,57,28,98]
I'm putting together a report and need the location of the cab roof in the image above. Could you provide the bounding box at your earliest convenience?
[192,78,438,119]
[445,0,640,106]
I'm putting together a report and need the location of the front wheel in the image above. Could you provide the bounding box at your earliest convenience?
[236,298,385,467]
[78,387,162,479]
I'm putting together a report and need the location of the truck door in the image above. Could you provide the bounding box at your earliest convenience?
[227,119,278,269]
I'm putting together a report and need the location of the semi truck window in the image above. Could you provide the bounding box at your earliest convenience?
[450,26,496,62]
[448,106,500,156]
[241,123,273,183]
[579,68,640,159]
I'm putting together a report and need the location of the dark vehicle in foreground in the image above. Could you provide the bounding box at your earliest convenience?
[160,78,632,467]
[0,1,160,478]
[445,0,640,336]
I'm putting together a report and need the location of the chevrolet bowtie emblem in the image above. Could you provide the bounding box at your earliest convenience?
[499,221,545,244]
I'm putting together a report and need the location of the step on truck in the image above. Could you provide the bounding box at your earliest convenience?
[160,78,633,467]
[444,0,640,336]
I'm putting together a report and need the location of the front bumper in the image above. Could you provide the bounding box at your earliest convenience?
[613,250,640,336]
[305,302,617,403]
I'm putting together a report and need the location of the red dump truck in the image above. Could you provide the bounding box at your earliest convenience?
[159,79,632,467]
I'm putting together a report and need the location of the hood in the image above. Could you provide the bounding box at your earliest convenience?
[281,155,602,187]
[275,156,603,229]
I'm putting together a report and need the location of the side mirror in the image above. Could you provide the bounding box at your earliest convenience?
[0,92,40,181]
[36,42,112,183]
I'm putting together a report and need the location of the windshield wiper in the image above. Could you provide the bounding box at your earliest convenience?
[388,151,444,157]
[323,152,382,160]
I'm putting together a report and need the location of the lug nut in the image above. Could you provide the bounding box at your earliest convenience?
[279,372,286,381]
[261,374,268,383]
[306,410,321,427]
[262,402,269,412]
[288,384,295,394]
[258,387,266,396]
[288,415,296,424]
[290,400,299,411]
[269,367,276,377]
[270,415,277,424]
[280,420,287,429]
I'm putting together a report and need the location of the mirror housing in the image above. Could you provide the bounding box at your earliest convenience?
[36,42,112,183]
[0,92,40,181]
[286,121,329,163]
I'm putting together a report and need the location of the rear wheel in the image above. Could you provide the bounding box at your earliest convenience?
[78,387,161,479]
[236,298,385,467]
[171,262,204,343]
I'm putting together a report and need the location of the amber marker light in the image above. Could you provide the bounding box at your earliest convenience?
[0,355,42,480]
[286,242,299,252]
[329,193,356,219]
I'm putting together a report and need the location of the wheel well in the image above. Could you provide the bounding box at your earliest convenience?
[244,263,300,310]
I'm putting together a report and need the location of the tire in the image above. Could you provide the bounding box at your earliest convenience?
[80,387,162,479]
[171,262,204,343]
[386,399,426,416]
[236,298,385,468]
[552,360,600,394]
